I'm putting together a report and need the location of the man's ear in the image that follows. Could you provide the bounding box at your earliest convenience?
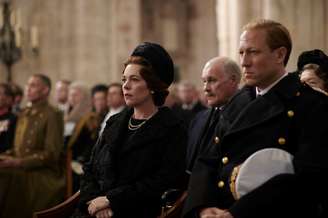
[274,47,287,65]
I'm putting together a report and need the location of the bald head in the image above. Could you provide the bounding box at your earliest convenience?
[201,57,241,107]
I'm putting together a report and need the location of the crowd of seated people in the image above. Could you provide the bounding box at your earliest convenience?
[0,67,207,218]
[0,19,328,218]
[0,74,65,218]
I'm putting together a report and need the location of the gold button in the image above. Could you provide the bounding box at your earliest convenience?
[278,137,286,145]
[222,157,229,164]
[287,110,294,117]
[218,181,225,188]
[214,136,220,144]
[296,91,300,96]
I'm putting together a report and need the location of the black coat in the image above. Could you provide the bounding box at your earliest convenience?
[78,107,187,218]
[183,73,328,218]
[172,101,207,128]
[186,108,221,174]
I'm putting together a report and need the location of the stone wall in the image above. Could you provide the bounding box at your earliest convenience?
[216,0,328,72]
[1,0,326,95]
[1,0,141,91]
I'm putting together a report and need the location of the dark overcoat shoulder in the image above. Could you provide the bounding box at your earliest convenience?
[184,73,328,218]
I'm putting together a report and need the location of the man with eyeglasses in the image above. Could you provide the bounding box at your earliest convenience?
[186,57,241,174]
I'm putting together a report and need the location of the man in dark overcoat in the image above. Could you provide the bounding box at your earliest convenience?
[183,19,328,218]
[186,57,241,174]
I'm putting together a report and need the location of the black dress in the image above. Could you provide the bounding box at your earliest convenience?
[73,107,187,218]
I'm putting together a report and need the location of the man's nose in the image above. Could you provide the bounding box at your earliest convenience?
[240,53,251,68]
[203,82,210,92]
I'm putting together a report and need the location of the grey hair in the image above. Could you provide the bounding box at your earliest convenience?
[221,57,242,84]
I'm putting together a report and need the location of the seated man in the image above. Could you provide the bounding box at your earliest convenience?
[99,82,126,136]
[0,74,65,218]
[184,19,328,218]
[186,57,241,174]
[173,81,207,127]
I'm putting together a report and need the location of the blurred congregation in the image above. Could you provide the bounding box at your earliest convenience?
[0,1,328,218]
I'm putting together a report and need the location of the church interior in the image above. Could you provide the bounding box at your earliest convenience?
[0,0,327,94]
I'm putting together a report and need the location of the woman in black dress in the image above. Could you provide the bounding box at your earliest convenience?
[73,42,187,218]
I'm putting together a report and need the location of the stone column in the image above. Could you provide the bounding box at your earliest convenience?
[110,0,142,82]
[260,0,328,70]
[187,0,218,86]
[216,0,328,71]
[8,0,116,89]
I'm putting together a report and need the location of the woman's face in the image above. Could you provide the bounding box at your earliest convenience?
[300,69,325,91]
[68,87,83,107]
[122,64,153,107]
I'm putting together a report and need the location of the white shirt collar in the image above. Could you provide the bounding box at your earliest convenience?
[256,71,288,96]
[99,106,125,136]
[109,106,125,115]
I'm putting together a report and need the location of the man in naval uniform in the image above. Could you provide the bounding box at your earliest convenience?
[186,57,241,175]
[0,74,65,218]
[183,19,328,218]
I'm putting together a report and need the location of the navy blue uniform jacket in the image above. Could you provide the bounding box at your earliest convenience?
[184,72,328,218]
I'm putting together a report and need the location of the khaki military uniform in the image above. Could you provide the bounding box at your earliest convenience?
[0,100,65,218]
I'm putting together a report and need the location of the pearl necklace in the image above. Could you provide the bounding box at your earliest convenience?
[128,108,158,131]
[128,117,147,130]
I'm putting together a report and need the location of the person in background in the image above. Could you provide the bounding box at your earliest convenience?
[186,57,241,174]
[68,84,108,192]
[99,83,126,136]
[72,42,187,218]
[0,74,64,218]
[164,84,181,108]
[91,84,108,121]
[10,83,23,115]
[297,49,328,218]
[184,19,328,218]
[54,80,71,113]
[174,81,207,127]
[297,49,328,95]
[64,82,91,144]
[0,83,17,153]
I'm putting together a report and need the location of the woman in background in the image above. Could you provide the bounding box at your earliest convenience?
[298,49,328,95]
[297,49,328,218]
